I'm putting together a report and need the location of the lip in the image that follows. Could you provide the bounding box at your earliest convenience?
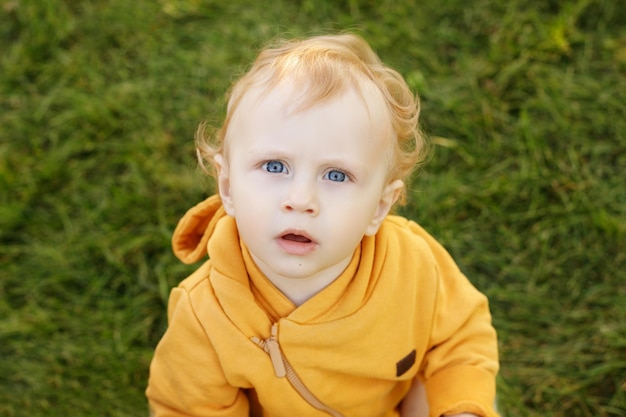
[275,229,318,255]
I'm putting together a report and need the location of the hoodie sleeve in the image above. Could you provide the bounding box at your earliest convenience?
[146,285,249,417]
[407,221,500,417]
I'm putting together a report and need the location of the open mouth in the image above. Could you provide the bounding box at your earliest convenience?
[276,231,317,255]
[282,233,312,243]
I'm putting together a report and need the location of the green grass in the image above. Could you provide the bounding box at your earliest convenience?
[1,0,624,416]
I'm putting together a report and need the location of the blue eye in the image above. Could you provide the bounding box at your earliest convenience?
[263,160,286,173]
[325,170,347,182]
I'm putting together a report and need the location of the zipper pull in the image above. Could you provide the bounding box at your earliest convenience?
[266,324,286,378]
[251,324,286,378]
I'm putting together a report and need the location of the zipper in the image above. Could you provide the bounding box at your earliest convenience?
[251,323,345,417]
[252,323,286,377]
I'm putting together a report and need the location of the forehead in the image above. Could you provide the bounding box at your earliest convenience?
[226,77,393,149]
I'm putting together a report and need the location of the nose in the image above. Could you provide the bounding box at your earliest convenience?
[281,180,319,216]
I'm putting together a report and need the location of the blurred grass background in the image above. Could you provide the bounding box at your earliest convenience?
[1,0,624,416]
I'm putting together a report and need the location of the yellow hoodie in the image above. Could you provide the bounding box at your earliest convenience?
[146,195,500,417]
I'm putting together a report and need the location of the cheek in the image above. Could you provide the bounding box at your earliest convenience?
[231,182,276,223]
[332,187,382,217]
[230,173,269,203]
[327,200,378,234]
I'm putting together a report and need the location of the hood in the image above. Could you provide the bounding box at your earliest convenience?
[172,194,227,264]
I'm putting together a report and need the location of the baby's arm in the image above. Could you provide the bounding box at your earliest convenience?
[146,286,248,417]
[402,221,500,417]
[414,285,498,417]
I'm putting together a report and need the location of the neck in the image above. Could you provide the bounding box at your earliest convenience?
[251,255,352,306]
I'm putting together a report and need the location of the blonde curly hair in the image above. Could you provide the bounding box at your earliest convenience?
[196,33,428,199]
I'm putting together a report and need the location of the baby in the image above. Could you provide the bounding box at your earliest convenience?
[146,33,500,417]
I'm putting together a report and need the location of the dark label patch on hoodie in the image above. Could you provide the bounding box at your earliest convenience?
[396,349,416,377]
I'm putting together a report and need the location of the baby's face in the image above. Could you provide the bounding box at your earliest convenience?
[215,82,401,282]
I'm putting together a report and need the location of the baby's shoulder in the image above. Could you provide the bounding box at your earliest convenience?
[384,215,434,247]
[177,260,213,293]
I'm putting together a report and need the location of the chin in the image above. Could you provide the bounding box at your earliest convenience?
[274,266,317,280]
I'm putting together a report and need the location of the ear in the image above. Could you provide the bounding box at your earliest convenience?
[364,179,404,236]
[214,154,235,217]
